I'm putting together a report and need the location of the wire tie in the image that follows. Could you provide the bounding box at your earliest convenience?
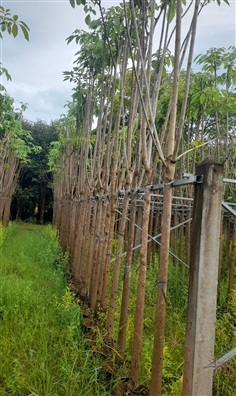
[157,280,167,302]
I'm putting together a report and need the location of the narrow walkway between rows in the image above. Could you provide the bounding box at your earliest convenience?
[0,222,111,396]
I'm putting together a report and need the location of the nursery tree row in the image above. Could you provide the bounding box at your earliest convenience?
[51,1,235,394]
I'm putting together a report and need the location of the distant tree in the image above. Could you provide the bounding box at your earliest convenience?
[194,46,236,171]
[0,95,35,224]
[0,5,31,225]
[11,120,58,223]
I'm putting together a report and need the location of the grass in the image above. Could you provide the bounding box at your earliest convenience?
[0,222,111,396]
[106,254,189,393]
[107,245,236,395]
[1,222,234,395]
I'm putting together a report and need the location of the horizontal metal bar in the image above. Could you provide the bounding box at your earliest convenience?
[222,201,236,217]
[116,175,202,197]
[151,194,194,201]
[150,183,164,191]
[223,178,236,184]
[173,174,203,187]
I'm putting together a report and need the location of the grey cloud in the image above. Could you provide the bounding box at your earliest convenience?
[1,0,235,123]
[6,81,74,122]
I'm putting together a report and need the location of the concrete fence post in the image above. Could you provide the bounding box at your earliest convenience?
[183,158,224,396]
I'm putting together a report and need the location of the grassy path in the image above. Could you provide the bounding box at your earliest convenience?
[0,223,109,396]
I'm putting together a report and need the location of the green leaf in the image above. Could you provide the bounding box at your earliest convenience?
[199,93,205,104]
[66,35,75,45]
[89,19,101,30]
[20,24,29,41]
[13,14,18,22]
[194,140,203,147]
[0,64,12,81]
[69,0,75,8]
[19,20,29,29]
[12,23,18,38]
[85,14,91,26]
[167,5,175,23]
[7,23,11,34]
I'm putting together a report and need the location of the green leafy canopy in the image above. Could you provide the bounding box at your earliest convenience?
[0,6,30,41]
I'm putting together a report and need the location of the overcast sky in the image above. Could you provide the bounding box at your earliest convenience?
[1,0,236,123]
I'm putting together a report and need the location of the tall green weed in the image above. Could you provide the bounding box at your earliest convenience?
[0,223,110,396]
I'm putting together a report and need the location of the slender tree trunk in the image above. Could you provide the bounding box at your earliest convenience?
[130,189,151,387]
[90,198,108,310]
[89,198,104,309]
[150,179,174,396]
[100,202,117,309]
[117,195,137,357]
[228,218,236,299]
[134,206,142,259]
[150,0,182,392]
[106,192,130,338]
[74,201,85,282]
[80,200,92,297]
[217,215,224,303]
[68,201,78,254]
[38,181,46,224]
[84,204,97,297]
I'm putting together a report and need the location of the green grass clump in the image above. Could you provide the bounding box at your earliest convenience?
[0,222,5,247]
[0,223,110,396]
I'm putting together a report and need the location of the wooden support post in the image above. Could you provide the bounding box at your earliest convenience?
[183,158,223,396]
